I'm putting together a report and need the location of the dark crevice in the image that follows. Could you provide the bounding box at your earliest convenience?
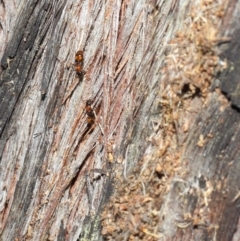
[221,90,240,114]
[69,148,96,190]
[0,0,5,9]
[230,103,240,114]
[40,2,67,100]
[179,83,201,99]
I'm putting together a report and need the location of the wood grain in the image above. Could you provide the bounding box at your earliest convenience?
[0,0,239,240]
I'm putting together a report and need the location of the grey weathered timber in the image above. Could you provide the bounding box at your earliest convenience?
[160,1,240,240]
[100,0,240,241]
[1,0,240,240]
[0,0,189,240]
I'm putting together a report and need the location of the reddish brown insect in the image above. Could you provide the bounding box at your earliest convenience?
[85,99,95,126]
[75,50,83,62]
[75,65,83,74]
[75,50,85,75]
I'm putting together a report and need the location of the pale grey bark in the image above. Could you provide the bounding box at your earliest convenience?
[0,0,239,241]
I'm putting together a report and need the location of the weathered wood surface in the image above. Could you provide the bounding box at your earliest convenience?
[0,0,189,240]
[101,0,240,241]
[0,0,239,240]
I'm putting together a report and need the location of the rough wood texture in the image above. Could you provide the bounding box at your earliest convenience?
[101,1,240,241]
[0,0,239,241]
[0,0,188,240]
